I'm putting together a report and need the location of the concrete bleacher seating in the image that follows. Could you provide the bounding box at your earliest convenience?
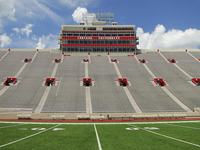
[0,49,200,116]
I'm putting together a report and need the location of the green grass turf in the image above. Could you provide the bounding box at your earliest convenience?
[0,123,20,128]
[0,122,199,150]
[135,123,200,145]
[97,124,200,150]
[0,124,53,146]
[168,122,200,128]
[0,124,98,150]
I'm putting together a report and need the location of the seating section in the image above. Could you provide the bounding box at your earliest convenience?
[0,50,200,113]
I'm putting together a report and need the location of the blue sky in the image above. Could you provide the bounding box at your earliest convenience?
[0,0,200,49]
[100,0,200,31]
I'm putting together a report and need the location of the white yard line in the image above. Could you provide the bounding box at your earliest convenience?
[0,51,9,61]
[0,51,38,96]
[159,52,193,79]
[166,123,200,130]
[129,124,200,148]
[84,55,92,114]
[94,124,103,150]
[34,54,63,113]
[187,51,200,62]
[108,55,142,113]
[135,55,192,112]
[0,124,60,148]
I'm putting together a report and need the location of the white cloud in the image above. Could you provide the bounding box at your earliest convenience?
[4,33,58,49]
[0,0,63,32]
[0,0,16,21]
[58,0,94,8]
[36,34,58,49]
[36,38,46,49]
[31,0,64,23]
[137,24,200,50]
[13,24,33,37]
[0,0,16,32]
[72,7,88,23]
[0,34,12,48]
[72,7,97,24]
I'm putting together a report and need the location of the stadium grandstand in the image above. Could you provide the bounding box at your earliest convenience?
[59,13,139,53]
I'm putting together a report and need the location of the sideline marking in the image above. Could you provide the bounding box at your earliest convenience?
[0,120,200,125]
[135,55,192,112]
[0,124,60,148]
[129,124,200,148]
[94,124,103,150]
[34,54,63,113]
[0,51,9,62]
[0,108,32,111]
[108,55,142,113]
[166,123,200,130]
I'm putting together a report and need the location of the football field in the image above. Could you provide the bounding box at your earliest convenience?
[0,121,200,150]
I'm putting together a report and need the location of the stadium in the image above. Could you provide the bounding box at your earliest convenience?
[0,6,200,150]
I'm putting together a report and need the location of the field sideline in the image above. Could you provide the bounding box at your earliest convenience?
[0,121,200,150]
